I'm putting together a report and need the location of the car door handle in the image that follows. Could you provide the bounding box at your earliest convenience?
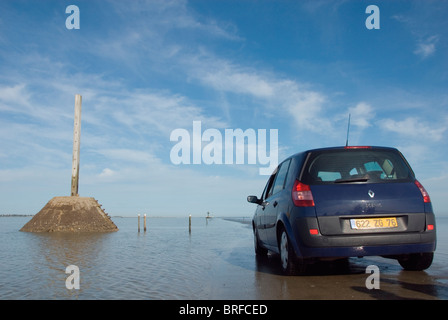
[273,201,278,207]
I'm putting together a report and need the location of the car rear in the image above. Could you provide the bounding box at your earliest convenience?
[291,146,436,270]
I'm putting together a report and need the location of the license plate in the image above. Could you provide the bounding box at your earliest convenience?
[350,217,398,229]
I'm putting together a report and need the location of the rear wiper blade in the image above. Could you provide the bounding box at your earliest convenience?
[334,178,370,183]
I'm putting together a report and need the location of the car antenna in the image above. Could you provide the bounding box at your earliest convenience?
[345,113,351,147]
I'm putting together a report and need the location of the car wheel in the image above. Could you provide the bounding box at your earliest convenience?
[254,227,268,256]
[397,252,434,271]
[279,228,306,275]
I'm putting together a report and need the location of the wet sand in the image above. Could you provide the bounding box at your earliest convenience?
[221,217,448,300]
[226,252,448,300]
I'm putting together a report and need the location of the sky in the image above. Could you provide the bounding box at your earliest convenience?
[0,0,447,217]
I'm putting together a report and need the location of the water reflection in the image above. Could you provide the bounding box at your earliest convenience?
[26,232,113,299]
[1,217,448,299]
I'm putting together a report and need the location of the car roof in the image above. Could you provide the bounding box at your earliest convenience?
[288,146,400,160]
[306,145,399,153]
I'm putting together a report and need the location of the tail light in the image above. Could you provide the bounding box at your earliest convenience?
[292,180,315,207]
[344,146,371,149]
[414,180,431,203]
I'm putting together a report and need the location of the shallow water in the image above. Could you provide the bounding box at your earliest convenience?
[1,215,447,300]
[0,216,252,299]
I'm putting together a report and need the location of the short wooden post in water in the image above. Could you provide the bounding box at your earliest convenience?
[189,214,192,233]
[138,214,140,232]
[144,214,147,232]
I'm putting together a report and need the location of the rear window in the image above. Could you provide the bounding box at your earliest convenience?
[301,149,414,185]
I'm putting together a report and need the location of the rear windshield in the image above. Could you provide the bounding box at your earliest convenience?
[301,149,414,185]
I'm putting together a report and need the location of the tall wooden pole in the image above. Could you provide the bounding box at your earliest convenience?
[71,94,82,196]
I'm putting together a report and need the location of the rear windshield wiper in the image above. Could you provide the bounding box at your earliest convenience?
[334,178,370,184]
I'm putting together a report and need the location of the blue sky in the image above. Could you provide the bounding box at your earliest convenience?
[0,0,447,217]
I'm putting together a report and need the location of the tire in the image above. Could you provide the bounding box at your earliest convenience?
[254,227,268,256]
[397,252,434,271]
[279,228,307,275]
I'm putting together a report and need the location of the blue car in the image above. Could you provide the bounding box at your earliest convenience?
[248,146,436,275]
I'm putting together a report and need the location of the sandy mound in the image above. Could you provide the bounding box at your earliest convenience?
[20,196,118,232]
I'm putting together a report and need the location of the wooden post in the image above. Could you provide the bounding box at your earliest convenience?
[138,214,140,232]
[189,214,191,233]
[144,214,147,232]
[71,94,82,196]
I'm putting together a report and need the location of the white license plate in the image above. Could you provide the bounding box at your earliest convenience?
[350,217,398,229]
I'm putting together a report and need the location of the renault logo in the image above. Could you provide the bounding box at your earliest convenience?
[368,190,375,198]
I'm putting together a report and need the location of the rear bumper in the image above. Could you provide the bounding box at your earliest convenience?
[299,234,436,258]
[291,215,437,259]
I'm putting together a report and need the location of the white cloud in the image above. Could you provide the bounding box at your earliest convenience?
[184,53,329,132]
[414,35,439,59]
[95,149,161,166]
[348,102,375,129]
[93,0,242,67]
[99,168,115,178]
[198,63,275,98]
[285,86,329,131]
[102,91,227,135]
[126,0,241,41]
[0,84,31,108]
[379,117,446,142]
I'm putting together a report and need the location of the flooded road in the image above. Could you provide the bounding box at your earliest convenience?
[228,248,448,300]
[209,218,448,300]
[1,216,447,300]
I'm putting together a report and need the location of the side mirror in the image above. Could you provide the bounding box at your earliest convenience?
[247,195,261,204]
